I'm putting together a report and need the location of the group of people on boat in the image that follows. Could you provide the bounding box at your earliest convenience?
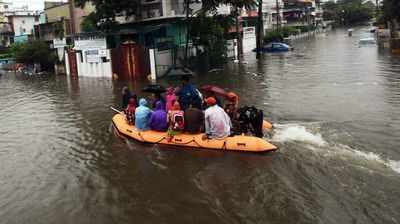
[121,77,260,140]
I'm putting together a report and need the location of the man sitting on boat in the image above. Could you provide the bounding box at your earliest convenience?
[203,97,232,139]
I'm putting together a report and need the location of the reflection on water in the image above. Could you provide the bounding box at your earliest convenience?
[1,27,400,223]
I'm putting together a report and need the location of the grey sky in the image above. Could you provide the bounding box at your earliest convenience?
[8,0,45,11]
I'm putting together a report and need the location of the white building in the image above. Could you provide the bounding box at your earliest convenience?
[0,0,11,15]
[263,0,284,30]
[4,6,40,42]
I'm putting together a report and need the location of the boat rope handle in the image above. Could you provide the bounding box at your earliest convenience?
[136,130,227,149]
[137,131,146,142]
[221,141,227,150]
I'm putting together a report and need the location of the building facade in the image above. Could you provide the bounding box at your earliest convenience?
[4,6,40,43]
[35,2,72,42]
[69,0,95,34]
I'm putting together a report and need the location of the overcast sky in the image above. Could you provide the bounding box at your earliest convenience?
[8,0,46,11]
[8,0,336,11]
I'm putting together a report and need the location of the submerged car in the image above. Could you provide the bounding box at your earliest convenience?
[254,42,294,53]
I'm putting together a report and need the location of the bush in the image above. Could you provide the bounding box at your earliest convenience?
[10,41,56,71]
[264,27,299,43]
[296,25,314,33]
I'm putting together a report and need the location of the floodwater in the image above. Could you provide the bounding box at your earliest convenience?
[1,27,400,223]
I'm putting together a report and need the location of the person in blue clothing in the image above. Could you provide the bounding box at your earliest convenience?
[177,76,201,110]
[135,98,152,131]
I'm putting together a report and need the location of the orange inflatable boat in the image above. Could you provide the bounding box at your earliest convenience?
[112,113,277,153]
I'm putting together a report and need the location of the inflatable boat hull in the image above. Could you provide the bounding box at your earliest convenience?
[112,114,277,153]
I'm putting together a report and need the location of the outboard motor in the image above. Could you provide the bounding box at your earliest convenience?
[237,106,264,137]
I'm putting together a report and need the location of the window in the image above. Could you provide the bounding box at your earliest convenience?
[4,5,8,9]
[22,20,25,24]
[35,17,38,22]
[22,28,26,33]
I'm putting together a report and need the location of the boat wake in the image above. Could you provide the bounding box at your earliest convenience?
[271,123,400,174]
[272,124,326,146]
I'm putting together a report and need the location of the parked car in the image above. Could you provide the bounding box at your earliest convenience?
[254,42,293,53]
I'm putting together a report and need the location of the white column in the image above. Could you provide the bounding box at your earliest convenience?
[149,48,157,80]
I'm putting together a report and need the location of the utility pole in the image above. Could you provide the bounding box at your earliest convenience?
[256,0,264,59]
[275,0,281,30]
[235,7,243,61]
[68,0,76,34]
[184,0,190,65]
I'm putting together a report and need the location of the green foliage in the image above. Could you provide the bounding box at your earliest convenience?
[381,0,400,22]
[264,27,299,43]
[322,0,374,25]
[74,0,139,31]
[10,41,56,70]
[81,13,98,33]
[0,53,12,59]
[53,22,64,38]
[189,15,233,67]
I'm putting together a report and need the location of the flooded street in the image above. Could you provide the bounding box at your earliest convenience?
[1,27,400,223]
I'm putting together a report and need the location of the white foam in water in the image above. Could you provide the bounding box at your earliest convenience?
[272,124,400,174]
[352,149,383,162]
[272,125,327,147]
[349,149,400,174]
[388,160,400,174]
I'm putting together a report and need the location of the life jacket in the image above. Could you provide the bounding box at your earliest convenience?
[170,111,185,131]
[236,106,264,137]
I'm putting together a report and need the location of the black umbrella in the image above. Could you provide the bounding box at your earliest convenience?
[142,84,166,94]
[165,66,194,78]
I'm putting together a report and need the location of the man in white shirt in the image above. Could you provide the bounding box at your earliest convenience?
[203,97,232,139]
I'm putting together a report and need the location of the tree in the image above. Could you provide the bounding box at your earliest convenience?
[189,14,234,67]
[74,0,140,31]
[322,0,374,25]
[380,0,400,37]
[81,12,98,32]
[53,21,65,38]
[202,0,257,60]
[381,0,400,22]
[10,41,57,71]
[198,0,258,61]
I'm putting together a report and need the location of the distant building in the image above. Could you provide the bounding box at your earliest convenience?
[5,6,40,43]
[0,0,12,46]
[0,21,12,46]
[282,0,323,28]
[68,0,95,34]
[263,0,285,30]
[34,2,71,42]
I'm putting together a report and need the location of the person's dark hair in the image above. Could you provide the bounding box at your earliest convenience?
[181,76,190,82]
